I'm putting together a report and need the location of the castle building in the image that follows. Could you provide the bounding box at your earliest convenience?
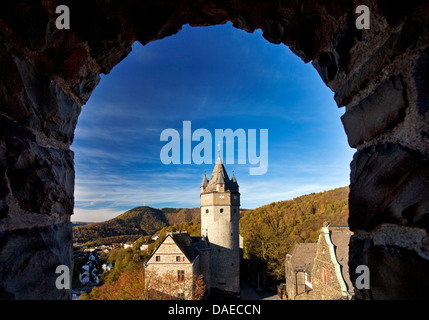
[145,153,240,299]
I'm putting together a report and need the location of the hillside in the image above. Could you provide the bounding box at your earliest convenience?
[73,206,200,245]
[73,186,349,278]
[239,186,349,280]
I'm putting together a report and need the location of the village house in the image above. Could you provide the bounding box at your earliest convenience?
[139,243,150,251]
[285,223,354,300]
[123,241,134,249]
[144,232,210,300]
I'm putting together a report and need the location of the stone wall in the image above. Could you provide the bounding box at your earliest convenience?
[0,0,428,299]
[201,202,240,294]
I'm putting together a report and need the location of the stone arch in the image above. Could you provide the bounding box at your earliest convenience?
[0,0,428,299]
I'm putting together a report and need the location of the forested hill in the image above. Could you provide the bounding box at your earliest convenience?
[73,207,200,245]
[73,186,349,276]
[239,186,349,280]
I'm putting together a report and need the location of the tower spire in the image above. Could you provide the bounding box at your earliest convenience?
[216,144,222,164]
[201,171,208,187]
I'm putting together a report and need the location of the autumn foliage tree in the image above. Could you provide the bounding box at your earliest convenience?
[144,270,206,300]
[81,268,206,300]
[240,186,349,281]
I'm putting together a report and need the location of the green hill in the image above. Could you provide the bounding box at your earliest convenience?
[72,206,200,245]
[239,186,349,280]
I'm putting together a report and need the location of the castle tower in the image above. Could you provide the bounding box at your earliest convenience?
[200,152,240,296]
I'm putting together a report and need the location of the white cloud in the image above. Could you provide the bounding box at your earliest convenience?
[72,207,124,223]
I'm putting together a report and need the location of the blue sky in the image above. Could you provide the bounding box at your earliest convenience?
[71,22,354,222]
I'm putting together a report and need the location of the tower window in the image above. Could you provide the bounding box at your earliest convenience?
[205,209,209,213]
[233,208,237,213]
[155,256,160,262]
[220,208,223,213]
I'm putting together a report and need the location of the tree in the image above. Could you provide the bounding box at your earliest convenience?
[144,270,206,300]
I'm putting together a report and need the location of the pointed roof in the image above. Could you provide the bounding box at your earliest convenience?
[231,171,239,187]
[202,152,238,193]
[201,171,208,187]
[216,171,225,184]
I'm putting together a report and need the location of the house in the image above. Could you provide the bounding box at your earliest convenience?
[123,241,134,249]
[285,243,317,299]
[285,223,354,300]
[102,262,113,272]
[139,243,150,251]
[144,232,210,300]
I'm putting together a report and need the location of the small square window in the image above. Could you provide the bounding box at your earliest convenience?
[155,256,160,262]
[220,208,224,213]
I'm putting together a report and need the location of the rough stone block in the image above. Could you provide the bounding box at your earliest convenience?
[348,143,429,231]
[341,75,406,148]
[0,114,75,221]
[349,235,429,299]
[0,222,72,300]
[334,19,420,107]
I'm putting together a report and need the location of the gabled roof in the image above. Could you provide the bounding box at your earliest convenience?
[288,243,317,272]
[146,232,209,265]
[171,233,200,262]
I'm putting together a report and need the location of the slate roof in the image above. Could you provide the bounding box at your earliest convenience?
[202,153,238,193]
[171,232,210,263]
[288,243,317,272]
